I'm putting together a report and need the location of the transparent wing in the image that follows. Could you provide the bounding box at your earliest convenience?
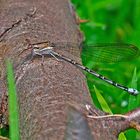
[81,43,140,63]
[33,41,140,63]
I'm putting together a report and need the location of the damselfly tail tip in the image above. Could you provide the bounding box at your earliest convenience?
[128,88,139,96]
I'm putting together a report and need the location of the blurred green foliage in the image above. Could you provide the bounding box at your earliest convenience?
[71,0,140,139]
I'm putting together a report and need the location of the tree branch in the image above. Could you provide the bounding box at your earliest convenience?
[0,0,139,140]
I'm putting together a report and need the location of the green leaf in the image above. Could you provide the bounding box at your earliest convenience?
[94,85,112,114]
[118,132,127,140]
[6,60,20,140]
[128,67,138,110]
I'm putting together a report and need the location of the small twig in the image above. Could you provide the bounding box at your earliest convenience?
[0,136,9,140]
[86,104,140,132]
[86,104,127,119]
[87,114,127,119]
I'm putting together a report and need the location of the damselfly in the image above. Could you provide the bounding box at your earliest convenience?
[28,42,139,95]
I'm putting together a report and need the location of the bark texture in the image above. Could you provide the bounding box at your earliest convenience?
[0,0,140,140]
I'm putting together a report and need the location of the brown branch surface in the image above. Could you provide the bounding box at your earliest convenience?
[0,0,140,140]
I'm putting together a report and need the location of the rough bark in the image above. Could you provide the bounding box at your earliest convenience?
[0,0,140,140]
